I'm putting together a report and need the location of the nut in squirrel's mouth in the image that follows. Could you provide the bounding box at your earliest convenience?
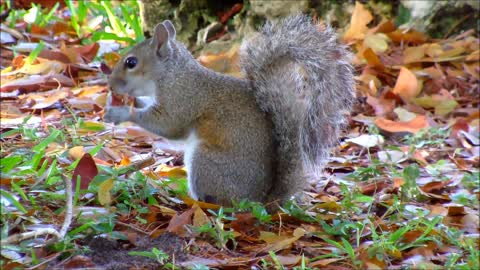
[109,91,140,108]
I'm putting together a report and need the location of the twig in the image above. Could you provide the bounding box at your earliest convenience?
[117,221,149,235]
[0,228,61,245]
[59,174,73,238]
[1,175,74,245]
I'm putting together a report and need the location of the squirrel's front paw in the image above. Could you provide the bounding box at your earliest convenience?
[103,106,130,124]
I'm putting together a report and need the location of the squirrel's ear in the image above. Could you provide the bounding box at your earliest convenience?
[152,23,172,57]
[162,20,176,40]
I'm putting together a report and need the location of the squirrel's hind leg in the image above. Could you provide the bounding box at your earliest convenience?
[186,144,272,206]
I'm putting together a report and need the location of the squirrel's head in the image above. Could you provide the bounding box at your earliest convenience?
[108,20,190,98]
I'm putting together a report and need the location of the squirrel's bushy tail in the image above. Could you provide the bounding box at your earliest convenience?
[240,15,355,203]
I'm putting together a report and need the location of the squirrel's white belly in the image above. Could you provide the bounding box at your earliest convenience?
[183,131,200,199]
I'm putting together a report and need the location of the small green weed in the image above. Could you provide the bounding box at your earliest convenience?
[193,208,237,250]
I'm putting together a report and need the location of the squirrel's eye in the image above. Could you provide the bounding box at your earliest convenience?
[124,56,138,69]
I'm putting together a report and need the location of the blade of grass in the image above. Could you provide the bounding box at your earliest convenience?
[91,32,135,44]
[120,4,144,41]
[26,41,45,65]
[65,0,80,37]
[0,189,28,213]
[38,2,60,28]
[101,1,125,35]
[32,129,61,153]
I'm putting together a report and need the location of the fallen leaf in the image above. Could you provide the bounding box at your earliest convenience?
[346,134,384,148]
[166,208,195,236]
[403,46,425,64]
[392,67,420,101]
[69,146,85,160]
[387,29,427,44]
[193,205,209,227]
[363,33,389,53]
[377,150,407,163]
[394,107,417,122]
[72,153,98,190]
[343,2,373,41]
[98,178,114,205]
[413,90,458,116]
[31,91,68,109]
[375,115,429,134]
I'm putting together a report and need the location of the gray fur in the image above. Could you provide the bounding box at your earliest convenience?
[105,15,354,208]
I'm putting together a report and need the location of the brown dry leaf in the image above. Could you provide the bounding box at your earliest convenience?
[412,150,429,167]
[74,85,106,97]
[60,42,82,64]
[373,20,396,34]
[392,67,420,101]
[363,48,383,68]
[197,43,241,76]
[403,46,425,64]
[343,2,373,41]
[420,180,452,193]
[309,258,343,268]
[359,180,389,195]
[230,213,256,233]
[436,47,465,59]
[366,95,395,116]
[275,255,302,267]
[358,250,387,269]
[103,52,122,69]
[466,49,479,61]
[192,205,209,227]
[63,255,96,269]
[447,205,466,216]
[31,90,68,109]
[374,115,429,134]
[424,43,443,58]
[38,49,71,63]
[71,43,100,63]
[259,228,305,253]
[421,66,444,79]
[166,208,195,236]
[463,62,480,79]
[0,74,75,92]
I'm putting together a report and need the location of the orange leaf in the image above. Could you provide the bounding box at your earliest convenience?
[343,2,373,41]
[374,115,429,134]
[180,195,220,210]
[387,29,427,44]
[363,48,383,68]
[373,20,396,34]
[392,67,420,101]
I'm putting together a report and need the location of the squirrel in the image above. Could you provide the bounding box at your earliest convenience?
[104,15,355,208]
